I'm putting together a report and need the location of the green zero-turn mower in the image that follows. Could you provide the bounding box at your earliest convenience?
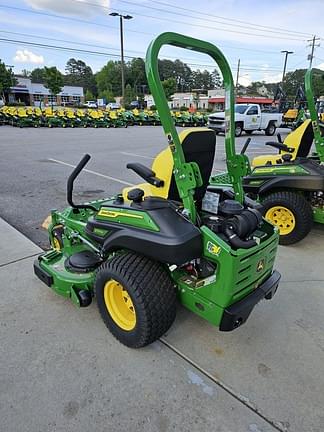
[210,68,324,245]
[34,33,281,348]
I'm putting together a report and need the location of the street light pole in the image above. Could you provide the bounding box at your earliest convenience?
[281,50,294,85]
[109,12,133,106]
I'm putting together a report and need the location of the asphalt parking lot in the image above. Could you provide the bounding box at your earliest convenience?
[0,125,287,248]
[0,125,324,432]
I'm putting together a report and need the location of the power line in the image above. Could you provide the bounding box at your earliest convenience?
[0,4,151,35]
[66,0,307,41]
[0,30,280,68]
[145,0,313,37]
[114,0,311,38]
[0,4,308,57]
[0,36,284,72]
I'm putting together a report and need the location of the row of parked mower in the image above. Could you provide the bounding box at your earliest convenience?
[0,106,209,128]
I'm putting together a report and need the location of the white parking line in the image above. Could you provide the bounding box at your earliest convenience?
[48,158,135,186]
[120,151,154,160]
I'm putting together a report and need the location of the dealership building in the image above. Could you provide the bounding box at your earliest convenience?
[9,76,84,106]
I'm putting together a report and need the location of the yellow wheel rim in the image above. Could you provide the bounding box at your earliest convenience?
[265,206,296,235]
[104,280,136,331]
[52,237,61,251]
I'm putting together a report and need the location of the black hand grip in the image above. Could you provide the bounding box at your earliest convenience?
[240,138,251,155]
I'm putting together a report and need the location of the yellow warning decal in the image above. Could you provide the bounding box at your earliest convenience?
[207,241,221,256]
[97,209,143,219]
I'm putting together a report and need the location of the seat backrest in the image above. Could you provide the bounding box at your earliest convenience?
[122,128,216,203]
[283,119,313,159]
[167,129,216,202]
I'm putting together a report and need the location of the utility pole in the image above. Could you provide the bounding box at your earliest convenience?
[281,50,294,84]
[235,58,240,89]
[109,12,133,105]
[307,35,320,68]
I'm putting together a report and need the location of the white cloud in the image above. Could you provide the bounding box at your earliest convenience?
[14,49,44,64]
[315,63,324,71]
[261,72,282,84]
[24,0,110,17]
[238,74,252,86]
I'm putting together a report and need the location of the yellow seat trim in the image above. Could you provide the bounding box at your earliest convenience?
[252,119,312,167]
[122,128,210,201]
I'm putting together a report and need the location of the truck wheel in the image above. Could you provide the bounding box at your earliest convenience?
[95,252,177,348]
[262,191,313,245]
[265,122,276,136]
[235,122,243,137]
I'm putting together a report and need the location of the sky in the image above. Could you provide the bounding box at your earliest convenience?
[0,0,324,85]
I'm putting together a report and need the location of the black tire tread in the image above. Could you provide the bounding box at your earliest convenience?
[262,191,313,245]
[95,252,176,348]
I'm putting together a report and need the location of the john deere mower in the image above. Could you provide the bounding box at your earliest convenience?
[210,69,324,245]
[34,33,281,348]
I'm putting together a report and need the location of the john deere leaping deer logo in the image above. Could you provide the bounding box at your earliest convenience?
[256,259,265,272]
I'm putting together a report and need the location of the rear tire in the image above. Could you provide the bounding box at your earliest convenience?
[265,122,276,136]
[95,253,177,348]
[235,122,243,137]
[262,191,313,245]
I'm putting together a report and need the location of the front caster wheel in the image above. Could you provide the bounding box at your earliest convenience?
[95,253,176,348]
[50,225,64,251]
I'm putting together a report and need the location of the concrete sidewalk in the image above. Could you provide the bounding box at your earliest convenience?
[0,217,278,432]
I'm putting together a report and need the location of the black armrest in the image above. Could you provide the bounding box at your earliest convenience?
[126,162,164,187]
[265,142,294,153]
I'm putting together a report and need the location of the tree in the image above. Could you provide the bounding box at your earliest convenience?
[158,59,192,92]
[283,68,324,98]
[0,60,17,102]
[211,69,222,88]
[43,66,64,107]
[98,89,115,103]
[123,84,136,106]
[65,58,97,95]
[127,58,147,90]
[21,69,31,78]
[85,89,95,101]
[30,67,46,83]
[96,60,122,96]
[162,78,177,99]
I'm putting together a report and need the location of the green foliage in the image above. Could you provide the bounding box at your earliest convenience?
[150,104,156,110]
[192,68,221,90]
[0,59,17,100]
[98,89,115,103]
[123,84,136,106]
[283,68,324,98]
[65,58,97,95]
[127,58,147,90]
[21,69,31,78]
[30,68,46,83]
[162,78,177,99]
[180,105,188,111]
[96,61,122,96]
[43,67,64,102]
[85,89,95,101]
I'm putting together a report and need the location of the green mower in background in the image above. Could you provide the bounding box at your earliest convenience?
[34,33,281,348]
[210,69,324,245]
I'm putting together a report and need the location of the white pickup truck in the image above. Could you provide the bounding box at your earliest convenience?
[208,104,282,137]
